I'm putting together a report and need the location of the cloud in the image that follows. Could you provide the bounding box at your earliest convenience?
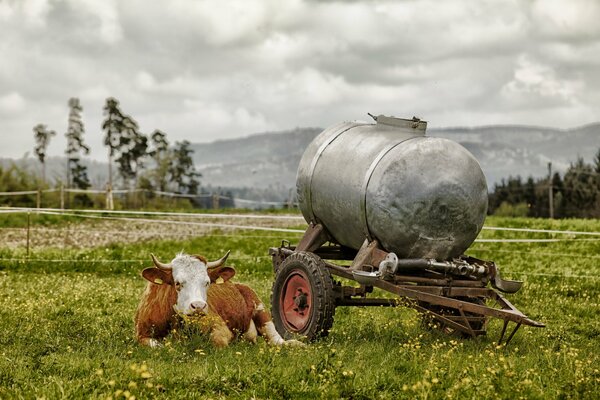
[71,0,123,44]
[502,55,582,106]
[0,0,598,161]
[0,92,26,114]
[531,0,600,40]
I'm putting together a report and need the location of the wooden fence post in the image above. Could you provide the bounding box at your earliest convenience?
[36,189,41,209]
[106,184,114,210]
[60,184,64,209]
[26,211,31,258]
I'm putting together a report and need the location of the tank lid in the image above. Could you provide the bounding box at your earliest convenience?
[376,115,427,131]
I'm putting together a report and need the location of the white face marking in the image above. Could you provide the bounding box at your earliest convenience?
[169,253,211,315]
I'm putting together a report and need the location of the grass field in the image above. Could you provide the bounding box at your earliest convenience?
[0,212,598,399]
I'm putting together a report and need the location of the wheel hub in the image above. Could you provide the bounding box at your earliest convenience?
[280,271,312,332]
[293,290,309,314]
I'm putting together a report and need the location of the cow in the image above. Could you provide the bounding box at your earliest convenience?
[135,251,300,348]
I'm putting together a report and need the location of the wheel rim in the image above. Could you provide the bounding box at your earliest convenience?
[279,269,312,332]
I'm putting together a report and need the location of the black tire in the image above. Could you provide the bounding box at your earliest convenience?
[271,252,335,341]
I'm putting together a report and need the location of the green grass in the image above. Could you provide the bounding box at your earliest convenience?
[0,216,598,399]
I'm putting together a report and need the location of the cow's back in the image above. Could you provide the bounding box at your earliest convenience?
[207,283,252,335]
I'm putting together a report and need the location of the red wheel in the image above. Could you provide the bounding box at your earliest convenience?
[271,252,335,340]
[280,270,313,332]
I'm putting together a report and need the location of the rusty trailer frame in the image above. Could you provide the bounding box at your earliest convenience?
[269,223,544,345]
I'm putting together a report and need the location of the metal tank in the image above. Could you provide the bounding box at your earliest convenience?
[296,115,488,260]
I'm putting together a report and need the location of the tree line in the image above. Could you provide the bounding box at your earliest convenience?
[489,149,600,219]
[32,97,200,195]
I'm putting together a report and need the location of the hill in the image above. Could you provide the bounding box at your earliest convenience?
[191,123,600,196]
[4,122,598,201]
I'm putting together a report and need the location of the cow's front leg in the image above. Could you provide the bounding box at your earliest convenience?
[243,320,258,344]
[210,316,234,348]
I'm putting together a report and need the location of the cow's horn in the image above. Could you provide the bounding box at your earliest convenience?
[207,250,231,268]
[151,254,172,271]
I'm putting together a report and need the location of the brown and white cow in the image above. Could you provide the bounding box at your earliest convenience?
[135,251,299,348]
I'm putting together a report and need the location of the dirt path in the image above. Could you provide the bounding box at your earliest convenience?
[0,215,306,250]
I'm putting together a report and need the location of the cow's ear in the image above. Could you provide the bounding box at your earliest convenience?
[142,268,174,285]
[208,266,236,283]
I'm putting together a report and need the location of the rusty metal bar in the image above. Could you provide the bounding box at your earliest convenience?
[336,298,398,307]
[397,285,491,297]
[504,323,522,345]
[323,260,543,327]
[394,275,484,287]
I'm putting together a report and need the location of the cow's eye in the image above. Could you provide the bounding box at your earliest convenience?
[205,282,210,287]
[175,282,182,290]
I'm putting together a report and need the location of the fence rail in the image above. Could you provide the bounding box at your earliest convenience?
[0,187,295,209]
[1,207,598,281]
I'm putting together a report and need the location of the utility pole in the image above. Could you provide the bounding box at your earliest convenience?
[548,162,554,219]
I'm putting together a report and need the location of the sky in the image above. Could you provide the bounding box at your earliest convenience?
[0,0,599,161]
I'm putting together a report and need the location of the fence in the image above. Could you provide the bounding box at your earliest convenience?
[1,207,599,281]
[0,186,296,210]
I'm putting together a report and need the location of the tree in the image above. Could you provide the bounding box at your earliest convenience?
[102,97,148,188]
[524,176,537,216]
[148,130,171,192]
[65,98,90,190]
[114,114,148,188]
[102,97,125,188]
[562,158,596,217]
[169,140,201,194]
[33,124,56,184]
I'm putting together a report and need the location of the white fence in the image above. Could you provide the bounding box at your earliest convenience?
[0,187,295,210]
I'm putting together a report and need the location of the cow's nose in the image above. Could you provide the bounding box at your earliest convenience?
[190,301,207,313]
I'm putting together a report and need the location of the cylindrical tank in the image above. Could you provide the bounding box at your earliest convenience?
[296,115,488,260]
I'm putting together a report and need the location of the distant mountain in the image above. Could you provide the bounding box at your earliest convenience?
[189,128,321,195]
[0,156,109,187]
[4,123,598,202]
[191,123,600,196]
[430,123,600,185]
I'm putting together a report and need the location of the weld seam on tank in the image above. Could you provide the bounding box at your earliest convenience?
[306,122,365,224]
[360,136,422,241]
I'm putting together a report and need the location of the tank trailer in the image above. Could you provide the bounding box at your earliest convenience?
[269,115,544,344]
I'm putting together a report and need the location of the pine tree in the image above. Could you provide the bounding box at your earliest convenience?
[169,140,201,194]
[102,97,125,189]
[148,130,171,192]
[33,124,56,184]
[563,158,595,217]
[114,115,148,188]
[65,98,90,190]
[524,176,536,216]
[102,97,148,189]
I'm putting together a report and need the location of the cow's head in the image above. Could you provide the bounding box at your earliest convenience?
[141,251,234,315]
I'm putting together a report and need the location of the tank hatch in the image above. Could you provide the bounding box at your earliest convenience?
[374,114,427,132]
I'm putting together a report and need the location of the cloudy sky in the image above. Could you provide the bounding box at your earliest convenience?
[0,0,598,160]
